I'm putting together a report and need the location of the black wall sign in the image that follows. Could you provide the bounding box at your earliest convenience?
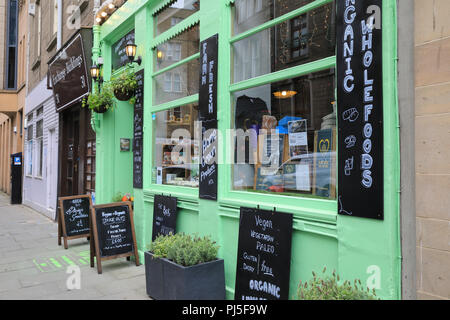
[235,207,293,300]
[337,0,384,220]
[199,34,218,120]
[112,29,135,71]
[152,195,178,241]
[60,196,91,238]
[93,204,134,258]
[198,34,219,200]
[133,69,144,189]
[199,119,218,200]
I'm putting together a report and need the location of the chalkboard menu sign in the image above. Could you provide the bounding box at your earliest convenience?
[90,202,139,274]
[112,29,135,70]
[58,195,92,249]
[152,195,178,241]
[199,119,218,200]
[198,34,219,201]
[235,207,293,300]
[133,69,144,189]
[337,0,384,220]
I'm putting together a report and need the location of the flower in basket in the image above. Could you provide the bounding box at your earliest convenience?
[82,82,115,113]
[110,69,138,103]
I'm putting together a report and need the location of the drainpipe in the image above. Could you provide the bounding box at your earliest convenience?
[57,0,62,50]
[91,24,102,132]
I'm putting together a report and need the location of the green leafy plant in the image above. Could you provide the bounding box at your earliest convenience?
[109,70,138,104]
[112,192,123,202]
[82,83,115,113]
[149,233,220,267]
[297,267,378,300]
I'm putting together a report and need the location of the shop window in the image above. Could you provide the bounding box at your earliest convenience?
[232,68,336,199]
[152,103,200,188]
[155,0,200,35]
[155,25,199,72]
[232,1,335,83]
[26,123,33,176]
[35,119,44,178]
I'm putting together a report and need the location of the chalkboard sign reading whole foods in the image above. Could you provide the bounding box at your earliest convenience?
[90,202,139,274]
[133,69,144,189]
[235,207,293,300]
[152,195,178,241]
[337,0,384,220]
[58,195,92,249]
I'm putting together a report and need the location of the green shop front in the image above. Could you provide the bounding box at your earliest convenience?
[92,0,402,299]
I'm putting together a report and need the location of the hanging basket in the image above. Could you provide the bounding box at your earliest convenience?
[114,88,135,101]
[92,104,110,114]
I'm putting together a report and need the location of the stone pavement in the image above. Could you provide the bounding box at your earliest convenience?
[0,193,150,300]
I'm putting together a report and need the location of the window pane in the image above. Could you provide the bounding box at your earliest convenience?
[155,25,199,72]
[232,68,336,199]
[27,124,33,141]
[154,58,199,105]
[232,2,335,83]
[36,120,43,138]
[233,0,316,35]
[152,103,200,188]
[38,139,43,177]
[156,0,200,35]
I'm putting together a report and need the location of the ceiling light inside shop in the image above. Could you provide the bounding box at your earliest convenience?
[273,90,297,99]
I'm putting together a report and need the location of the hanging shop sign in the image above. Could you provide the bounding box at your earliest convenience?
[133,70,144,189]
[49,33,91,113]
[58,195,92,249]
[199,34,219,200]
[90,202,140,274]
[112,29,135,71]
[152,195,178,241]
[337,0,384,220]
[234,207,293,300]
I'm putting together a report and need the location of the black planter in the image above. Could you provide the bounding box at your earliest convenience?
[114,88,135,101]
[145,251,226,300]
[93,104,109,113]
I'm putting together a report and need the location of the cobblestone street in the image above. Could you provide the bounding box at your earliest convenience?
[0,193,149,300]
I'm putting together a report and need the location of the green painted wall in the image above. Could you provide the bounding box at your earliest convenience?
[93,0,401,300]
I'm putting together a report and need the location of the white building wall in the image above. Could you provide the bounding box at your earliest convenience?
[23,79,59,220]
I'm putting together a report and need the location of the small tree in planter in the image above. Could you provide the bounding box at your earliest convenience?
[110,70,138,103]
[145,233,226,300]
[82,83,115,114]
[297,267,378,300]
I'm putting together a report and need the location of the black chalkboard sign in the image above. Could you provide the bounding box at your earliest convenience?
[199,34,218,121]
[337,0,384,220]
[152,195,178,241]
[58,195,92,249]
[112,29,135,71]
[90,202,139,274]
[235,207,293,300]
[133,69,144,189]
[199,119,218,200]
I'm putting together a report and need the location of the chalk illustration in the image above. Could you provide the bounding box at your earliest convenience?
[342,107,359,122]
[344,135,356,148]
[339,196,353,216]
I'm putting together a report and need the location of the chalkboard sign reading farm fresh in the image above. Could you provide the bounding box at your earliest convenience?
[90,202,139,274]
[58,195,92,249]
[152,195,178,241]
[235,207,293,300]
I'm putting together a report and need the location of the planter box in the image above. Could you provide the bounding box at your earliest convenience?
[145,251,226,300]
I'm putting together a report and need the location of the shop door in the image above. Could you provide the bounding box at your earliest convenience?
[62,111,80,196]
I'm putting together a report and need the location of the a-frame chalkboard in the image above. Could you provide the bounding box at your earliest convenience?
[58,195,92,249]
[90,202,140,274]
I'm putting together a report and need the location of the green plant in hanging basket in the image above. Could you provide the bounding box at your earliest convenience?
[82,83,115,113]
[110,69,138,103]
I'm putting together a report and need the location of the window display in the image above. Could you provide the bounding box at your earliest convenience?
[232,68,336,199]
[153,103,200,188]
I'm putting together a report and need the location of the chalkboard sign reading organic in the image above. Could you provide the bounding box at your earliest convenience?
[90,202,139,274]
[133,69,144,189]
[337,0,384,220]
[58,195,92,249]
[152,195,178,241]
[235,207,293,300]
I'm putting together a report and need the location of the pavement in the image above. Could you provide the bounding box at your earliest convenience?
[0,192,150,300]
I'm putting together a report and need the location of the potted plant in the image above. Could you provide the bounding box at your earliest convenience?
[82,83,115,113]
[145,233,226,300]
[297,267,378,300]
[110,70,138,103]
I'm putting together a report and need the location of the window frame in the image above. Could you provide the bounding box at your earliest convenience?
[222,0,337,223]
